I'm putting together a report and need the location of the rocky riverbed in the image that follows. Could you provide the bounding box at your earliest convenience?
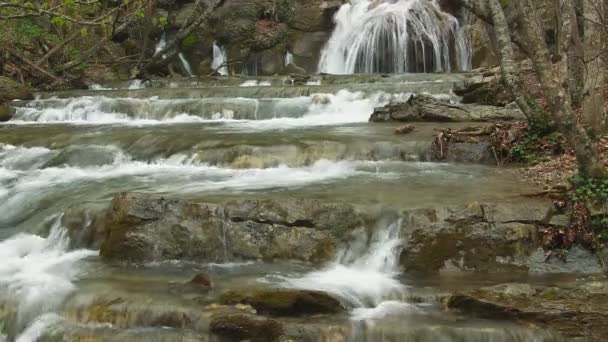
[0,72,606,341]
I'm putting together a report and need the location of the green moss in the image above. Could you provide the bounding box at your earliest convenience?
[181,34,197,49]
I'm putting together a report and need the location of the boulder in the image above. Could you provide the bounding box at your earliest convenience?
[219,288,344,316]
[0,76,33,102]
[0,103,12,122]
[447,279,608,339]
[453,79,514,107]
[398,201,605,274]
[67,193,368,263]
[369,94,525,122]
[394,124,415,135]
[188,273,213,290]
[210,314,284,342]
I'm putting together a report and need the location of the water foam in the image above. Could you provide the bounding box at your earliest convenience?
[7,90,410,129]
[212,42,229,76]
[278,219,405,307]
[0,217,95,335]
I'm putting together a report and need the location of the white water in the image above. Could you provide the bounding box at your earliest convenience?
[285,51,294,66]
[319,0,471,74]
[212,42,229,76]
[279,219,405,308]
[239,80,271,87]
[8,90,411,129]
[155,33,194,77]
[178,53,195,77]
[1,143,387,225]
[0,217,95,337]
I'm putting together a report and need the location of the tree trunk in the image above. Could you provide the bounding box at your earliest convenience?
[516,0,605,178]
[568,0,585,107]
[485,0,536,123]
[582,0,605,131]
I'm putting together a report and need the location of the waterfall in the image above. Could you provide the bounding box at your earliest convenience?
[178,53,194,77]
[212,42,229,76]
[281,217,405,307]
[285,51,294,66]
[155,33,194,77]
[318,0,471,74]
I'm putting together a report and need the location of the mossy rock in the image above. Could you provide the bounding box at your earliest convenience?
[0,103,12,122]
[210,313,283,342]
[0,76,33,102]
[220,288,344,316]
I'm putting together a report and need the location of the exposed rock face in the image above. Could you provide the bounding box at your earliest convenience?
[66,192,367,263]
[65,193,606,275]
[219,288,345,316]
[447,279,608,340]
[399,202,605,274]
[369,94,525,122]
[0,76,33,102]
[166,0,342,75]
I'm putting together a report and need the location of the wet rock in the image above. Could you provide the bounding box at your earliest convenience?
[219,288,344,316]
[369,94,525,122]
[442,142,494,163]
[210,313,284,342]
[0,76,33,102]
[282,63,307,75]
[448,295,525,320]
[75,193,367,263]
[188,273,213,290]
[0,102,12,122]
[394,124,415,135]
[447,279,608,340]
[399,201,605,275]
[453,79,513,107]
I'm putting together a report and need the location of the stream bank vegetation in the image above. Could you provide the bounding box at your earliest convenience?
[0,0,222,88]
[457,0,608,256]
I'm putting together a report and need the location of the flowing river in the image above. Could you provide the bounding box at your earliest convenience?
[0,73,568,341]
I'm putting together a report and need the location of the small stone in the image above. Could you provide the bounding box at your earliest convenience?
[394,124,415,135]
[189,273,213,289]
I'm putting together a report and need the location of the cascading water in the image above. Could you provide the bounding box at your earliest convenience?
[285,51,294,66]
[318,0,471,74]
[280,216,406,308]
[212,42,229,76]
[155,33,194,77]
[0,216,95,339]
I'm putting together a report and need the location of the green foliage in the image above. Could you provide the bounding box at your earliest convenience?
[569,175,608,203]
[511,99,560,164]
[50,16,66,27]
[13,19,46,43]
[511,131,563,164]
[181,34,197,49]
[569,175,608,242]
[158,16,168,28]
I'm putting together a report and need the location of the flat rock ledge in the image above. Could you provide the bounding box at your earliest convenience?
[447,280,608,340]
[369,94,525,122]
[63,193,607,275]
